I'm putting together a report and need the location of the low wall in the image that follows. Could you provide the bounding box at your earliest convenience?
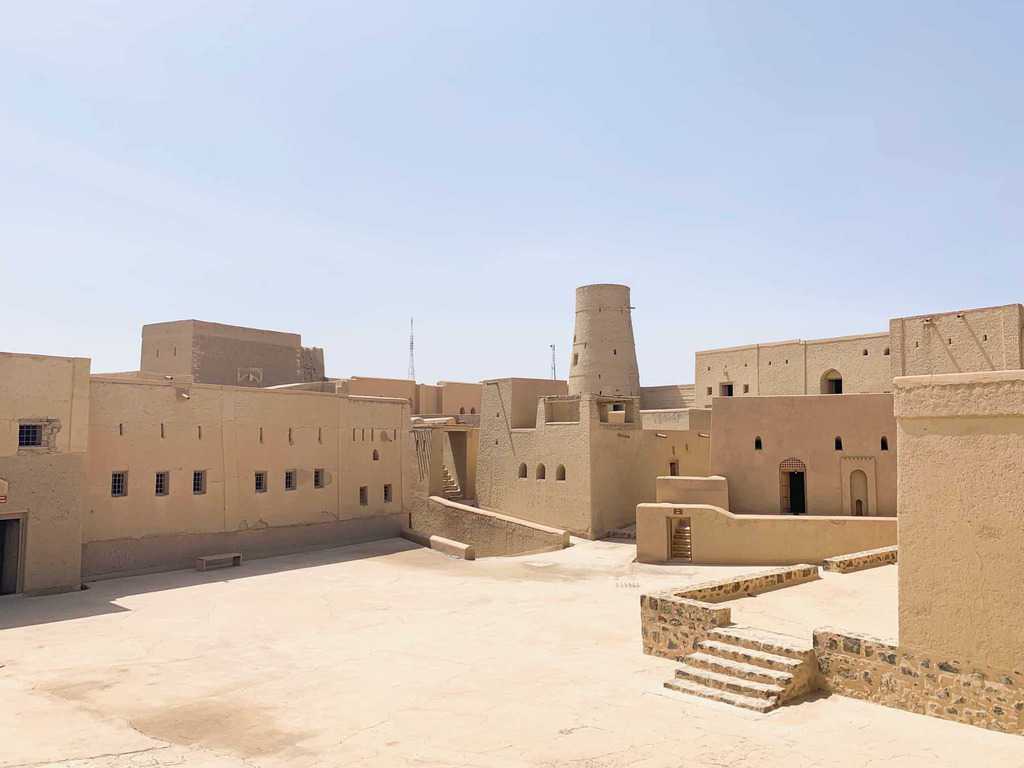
[654,475,729,507]
[822,545,898,573]
[636,503,897,565]
[814,628,1024,735]
[400,528,475,560]
[82,513,405,579]
[642,565,819,660]
[410,497,570,557]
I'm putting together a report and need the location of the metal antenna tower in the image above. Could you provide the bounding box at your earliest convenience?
[407,317,416,381]
[550,344,557,379]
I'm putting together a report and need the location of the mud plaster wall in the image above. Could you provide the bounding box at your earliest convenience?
[895,370,1024,672]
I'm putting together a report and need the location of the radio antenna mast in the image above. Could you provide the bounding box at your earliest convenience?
[407,318,416,380]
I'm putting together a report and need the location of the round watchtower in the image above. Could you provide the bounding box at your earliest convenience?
[567,284,640,397]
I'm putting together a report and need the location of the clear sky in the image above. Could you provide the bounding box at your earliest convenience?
[3,2,1022,385]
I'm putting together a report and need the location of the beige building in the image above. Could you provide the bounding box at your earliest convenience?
[476,285,710,537]
[709,393,896,516]
[695,303,1024,408]
[691,302,1024,522]
[140,319,325,387]
[0,352,90,595]
[339,376,481,417]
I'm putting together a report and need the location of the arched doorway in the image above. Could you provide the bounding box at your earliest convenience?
[780,458,807,515]
[850,469,869,516]
[820,370,843,394]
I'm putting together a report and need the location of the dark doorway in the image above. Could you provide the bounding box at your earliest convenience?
[668,460,679,477]
[788,473,806,515]
[0,519,22,595]
[780,458,808,515]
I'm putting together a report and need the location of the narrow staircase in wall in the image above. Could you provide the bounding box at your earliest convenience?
[670,519,692,561]
[441,465,463,502]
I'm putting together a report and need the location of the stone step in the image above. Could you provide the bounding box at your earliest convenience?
[684,652,793,687]
[696,640,805,673]
[674,662,784,700]
[663,678,779,713]
[707,626,814,660]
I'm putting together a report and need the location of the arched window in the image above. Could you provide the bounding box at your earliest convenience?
[821,370,843,394]
[556,464,566,481]
[834,436,843,451]
[536,463,546,480]
[880,436,889,451]
[754,436,763,451]
[459,407,465,415]
[372,449,380,461]
[470,407,476,414]
[518,463,528,478]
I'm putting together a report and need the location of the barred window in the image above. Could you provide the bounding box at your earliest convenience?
[284,470,297,491]
[18,423,43,447]
[154,471,169,496]
[255,471,267,493]
[193,470,207,495]
[314,468,325,489]
[111,471,127,497]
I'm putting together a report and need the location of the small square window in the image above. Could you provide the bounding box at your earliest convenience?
[255,471,267,494]
[154,471,169,496]
[314,468,325,489]
[284,470,297,491]
[193,470,207,495]
[743,384,750,394]
[359,486,368,506]
[384,483,393,503]
[18,423,43,447]
[706,387,712,396]
[111,471,128,497]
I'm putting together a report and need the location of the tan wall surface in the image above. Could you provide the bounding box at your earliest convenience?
[654,475,729,508]
[83,377,407,576]
[0,352,91,593]
[141,320,324,388]
[636,503,896,565]
[709,393,897,516]
[409,496,569,557]
[477,379,592,535]
[895,370,1024,671]
[694,333,891,407]
[640,384,696,410]
[438,381,482,416]
[890,304,1023,377]
[478,380,709,537]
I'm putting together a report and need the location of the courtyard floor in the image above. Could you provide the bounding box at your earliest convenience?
[1,538,1021,767]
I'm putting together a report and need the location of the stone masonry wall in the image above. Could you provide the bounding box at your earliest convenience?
[822,545,898,573]
[814,629,1024,735]
[642,565,819,660]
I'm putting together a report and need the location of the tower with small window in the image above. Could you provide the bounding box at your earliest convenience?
[567,284,640,398]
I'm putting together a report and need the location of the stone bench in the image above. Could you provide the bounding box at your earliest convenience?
[195,552,243,571]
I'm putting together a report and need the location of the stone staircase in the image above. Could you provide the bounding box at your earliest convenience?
[663,625,817,712]
[441,465,463,502]
[670,519,692,561]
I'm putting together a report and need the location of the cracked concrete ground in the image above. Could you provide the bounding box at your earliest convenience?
[1,538,1021,767]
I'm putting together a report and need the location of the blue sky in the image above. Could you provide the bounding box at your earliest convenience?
[2,2,1022,384]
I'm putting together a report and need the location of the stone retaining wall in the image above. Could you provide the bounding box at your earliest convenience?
[822,545,897,573]
[642,565,819,661]
[814,628,1024,735]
